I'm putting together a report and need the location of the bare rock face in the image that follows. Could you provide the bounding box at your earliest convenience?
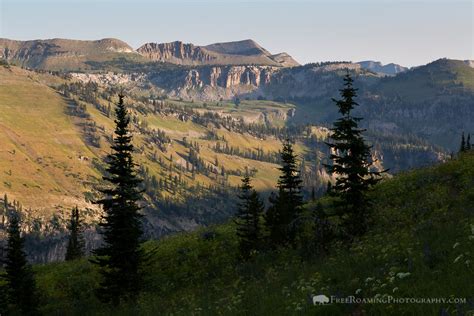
[184,69,204,89]
[222,66,274,87]
[136,41,214,65]
[70,72,146,85]
[159,65,277,91]
[148,65,279,101]
[209,67,222,87]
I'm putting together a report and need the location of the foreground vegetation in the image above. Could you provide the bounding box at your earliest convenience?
[26,152,473,315]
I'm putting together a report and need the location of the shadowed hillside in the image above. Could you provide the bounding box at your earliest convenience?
[28,152,474,315]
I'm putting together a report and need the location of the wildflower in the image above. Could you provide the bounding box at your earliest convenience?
[453,242,460,249]
[392,287,399,293]
[396,272,411,279]
[453,254,464,263]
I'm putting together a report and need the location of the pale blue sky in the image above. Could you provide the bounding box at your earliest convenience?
[0,0,472,67]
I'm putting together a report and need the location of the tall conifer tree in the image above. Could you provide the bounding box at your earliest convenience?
[3,212,39,315]
[234,176,264,260]
[460,132,466,152]
[325,73,382,237]
[65,206,85,261]
[266,140,303,246]
[466,133,471,150]
[92,94,144,304]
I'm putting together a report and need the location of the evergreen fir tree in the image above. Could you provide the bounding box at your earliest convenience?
[234,176,264,260]
[460,132,466,152]
[65,206,85,261]
[324,73,383,237]
[467,133,471,150]
[266,140,303,246]
[92,94,144,304]
[3,211,39,315]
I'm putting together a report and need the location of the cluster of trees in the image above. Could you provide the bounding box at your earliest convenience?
[65,99,90,119]
[213,142,280,164]
[143,128,171,152]
[83,120,103,148]
[234,74,383,259]
[0,202,85,314]
[1,210,40,314]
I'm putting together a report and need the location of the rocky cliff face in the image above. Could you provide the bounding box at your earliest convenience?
[70,62,369,101]
[161,65,278,100]
[137,39,299,67]
[136,41,214,65]
[182,65,276,88]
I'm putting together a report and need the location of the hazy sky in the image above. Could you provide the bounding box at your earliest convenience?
[0,0,472,67]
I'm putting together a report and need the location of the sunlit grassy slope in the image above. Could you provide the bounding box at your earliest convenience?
[0,65,307,219]
[33,152,474,315]
[0,66,100,217]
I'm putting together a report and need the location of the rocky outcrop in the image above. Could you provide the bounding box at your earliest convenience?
[168,66,279,96]
[136,41,214,64]
[137,39,299,67]
[160,65,278,100]
[70,72,146,86]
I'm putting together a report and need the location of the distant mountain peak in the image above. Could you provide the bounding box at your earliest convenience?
[357,60,408,76]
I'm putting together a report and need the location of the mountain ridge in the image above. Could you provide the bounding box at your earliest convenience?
[0,37,300,69]
[136,39,300,67]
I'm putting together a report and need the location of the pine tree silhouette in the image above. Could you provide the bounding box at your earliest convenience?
[92,94,144,304]
[460,132,466,152]
[266,140,303,246]
[466,133,471,150]
[3,211,39,315]
[324,73,383,237]
[234,176,264,260]
[65,206,85,261]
